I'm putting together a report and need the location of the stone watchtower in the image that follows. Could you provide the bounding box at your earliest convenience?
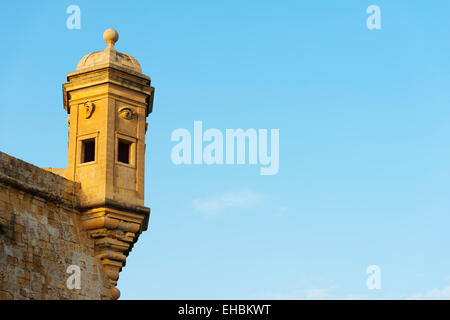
[0,28,153,300]
[62,29,154,298]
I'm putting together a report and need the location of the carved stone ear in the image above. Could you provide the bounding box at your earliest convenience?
[84,101,95,119]
[118,107,135,120]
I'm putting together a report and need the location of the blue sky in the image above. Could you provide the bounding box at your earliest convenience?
[1,1,450,299]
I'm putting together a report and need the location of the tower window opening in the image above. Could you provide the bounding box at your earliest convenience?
[118,139,131,164]
[82,139,96,163]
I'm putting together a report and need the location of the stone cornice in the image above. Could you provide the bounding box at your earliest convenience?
[62,66,154,116]
[79,199,150,231]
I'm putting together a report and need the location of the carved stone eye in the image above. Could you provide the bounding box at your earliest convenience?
[84,101,95,119]
[118,107,135,120]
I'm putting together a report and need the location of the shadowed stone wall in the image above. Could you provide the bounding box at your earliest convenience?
[0,152,114,300]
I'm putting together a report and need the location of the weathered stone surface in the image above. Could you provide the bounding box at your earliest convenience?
[0,152,114,300]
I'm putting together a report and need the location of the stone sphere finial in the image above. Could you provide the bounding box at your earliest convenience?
[76,28,142,72]
[103,28,119,49]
